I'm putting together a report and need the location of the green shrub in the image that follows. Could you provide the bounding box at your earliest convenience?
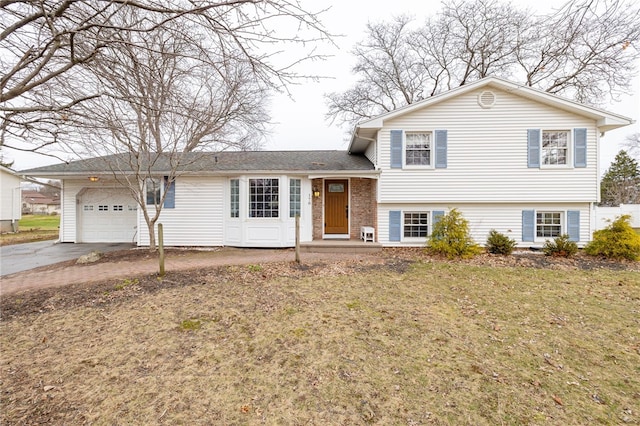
[485,229,517,255]
[542,234,578,258]
[427,208,482,258]
[585,215,640,261]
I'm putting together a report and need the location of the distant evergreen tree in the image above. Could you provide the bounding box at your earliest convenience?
[600,150,640,206]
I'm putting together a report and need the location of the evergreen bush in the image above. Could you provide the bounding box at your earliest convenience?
[427,208,482,258]
[542,234,578,258]
[584,215,640,261]
[485,229,517,255]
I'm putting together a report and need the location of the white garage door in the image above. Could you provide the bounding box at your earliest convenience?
[79,188,137,243]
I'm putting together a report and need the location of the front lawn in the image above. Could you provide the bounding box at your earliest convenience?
[1,256,638,425]
[0,214,60,246]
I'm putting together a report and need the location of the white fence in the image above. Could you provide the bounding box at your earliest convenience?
[595,204,640,230]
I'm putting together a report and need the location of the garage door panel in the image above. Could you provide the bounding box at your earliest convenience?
[80,189,137,243]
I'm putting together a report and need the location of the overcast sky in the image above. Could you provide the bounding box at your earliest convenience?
[4,0,639,173]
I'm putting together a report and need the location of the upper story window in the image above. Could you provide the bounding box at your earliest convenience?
[289,179,301,218]
[528,128,586,169]
[405,132,432,166]
[230,179,239,218]
[542,131,569,165]
[249,178,279,218]
[391,129,447,169]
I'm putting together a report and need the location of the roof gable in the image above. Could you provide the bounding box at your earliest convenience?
[349,76,634,153]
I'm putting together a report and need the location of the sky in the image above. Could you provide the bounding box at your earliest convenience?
[3,0,639,174]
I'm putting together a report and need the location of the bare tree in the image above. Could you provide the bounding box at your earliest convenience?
[327,0,640,128]
[325,16,426,126]
[1,0,330,155]
[67,12,269,249]
[622,133,640,159]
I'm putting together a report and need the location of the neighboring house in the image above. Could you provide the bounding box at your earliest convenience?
[20,77,634,247]
[0,166,22,233]
[22,190,61,215]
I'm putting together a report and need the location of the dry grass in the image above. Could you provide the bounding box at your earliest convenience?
[1,215,60,246]
[1,259,639,425]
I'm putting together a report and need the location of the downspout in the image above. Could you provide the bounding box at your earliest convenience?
[593,130,603,241]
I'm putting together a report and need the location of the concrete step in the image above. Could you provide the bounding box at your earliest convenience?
[300,240,382,253]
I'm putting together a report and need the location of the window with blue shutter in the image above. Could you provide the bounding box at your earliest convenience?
[567,210,580,242]
[390,130,403,169]
[574,128,587,168]
[163,176,175,209]
[522,210,535,242]
[527,129,540,168]
[389,210,401,241]
[435,130,447,169]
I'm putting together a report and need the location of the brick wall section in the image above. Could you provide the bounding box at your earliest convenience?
[312,178,324,240]
[349,178,377,241]
[311,177,377,241]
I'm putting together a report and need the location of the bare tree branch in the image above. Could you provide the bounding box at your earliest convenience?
[326,0,640,129]
[1,0,332,154]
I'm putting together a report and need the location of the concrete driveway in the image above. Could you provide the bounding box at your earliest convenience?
[0,241,134,276]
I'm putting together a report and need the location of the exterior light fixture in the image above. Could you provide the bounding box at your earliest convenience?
[88,176,99,182]
[313,187,320,198]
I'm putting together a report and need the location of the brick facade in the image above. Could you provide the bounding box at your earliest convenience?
[311,177,377,241]
[349,178,377,240]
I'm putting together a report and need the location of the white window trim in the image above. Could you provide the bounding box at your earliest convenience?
[534,210,565,242]
[289,178,302,218]
[403,131,434,169]
[401,210,431,242]
[229,178,240,219]
[145,177,167,206]
[540,130,573,169]
[248,177,280,219]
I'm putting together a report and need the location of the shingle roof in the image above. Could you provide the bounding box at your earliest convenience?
[20,151,375,175]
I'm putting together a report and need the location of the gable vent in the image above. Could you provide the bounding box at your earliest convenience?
[478,90,496,108]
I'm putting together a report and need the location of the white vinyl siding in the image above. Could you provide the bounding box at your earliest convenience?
[138,176,225,246]
[364,139,377,167]
[0,169,22,223]
[378,88,598,203]
[378,203,591,247]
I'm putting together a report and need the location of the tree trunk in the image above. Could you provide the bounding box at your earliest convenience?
[147,220,157,251]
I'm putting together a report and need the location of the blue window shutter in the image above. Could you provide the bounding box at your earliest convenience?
[390,130,403,169]
[432,211,445,229]
[522,210,535,242]
[527,129,540,168]
[389,210,401,242]
[163,176,175,209]
[435,130,447,168]
[567,210,580,242]
[574,128,587,167]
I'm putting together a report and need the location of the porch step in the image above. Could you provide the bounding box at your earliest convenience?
[300,240,382,254]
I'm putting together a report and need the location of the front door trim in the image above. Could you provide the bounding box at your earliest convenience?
[323,178,350,237]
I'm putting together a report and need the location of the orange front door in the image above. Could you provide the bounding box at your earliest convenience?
[324,179,349,234]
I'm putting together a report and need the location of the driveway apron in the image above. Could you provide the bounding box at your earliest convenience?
[0,241,134,276]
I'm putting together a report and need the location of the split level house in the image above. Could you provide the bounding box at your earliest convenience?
[21,77,634,248]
